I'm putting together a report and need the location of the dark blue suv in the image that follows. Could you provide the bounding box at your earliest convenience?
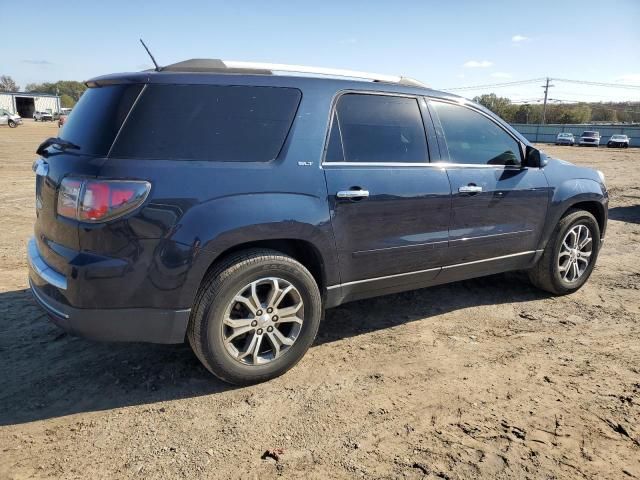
[29,60,608,384]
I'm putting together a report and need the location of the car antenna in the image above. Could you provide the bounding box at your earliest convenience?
[139,38,162,71]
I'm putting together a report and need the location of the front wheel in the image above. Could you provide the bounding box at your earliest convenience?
[188,249,322,385]
[529,209,601,295]
[8,120,16,128]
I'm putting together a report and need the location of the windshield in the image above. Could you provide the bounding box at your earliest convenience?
[59,84,143,155]
[611,135,627,140]
[558,133,572,137]
[582,131,598,137]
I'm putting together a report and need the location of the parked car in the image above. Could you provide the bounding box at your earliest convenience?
[0,109,22,127]
[555,132,575,146]
[33,111,54,122]
[607,134,630,148]
[58,110,71,128]
[579,131,600,147]
[28,59,608,385]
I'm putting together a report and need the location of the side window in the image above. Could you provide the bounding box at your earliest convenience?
[111,85,301,162]
[325,93,428,163]
[431,101,521,166]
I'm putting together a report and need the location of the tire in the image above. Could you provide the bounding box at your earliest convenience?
[8,120,16,128]
[529,209,601,295]
[188,249,322,385]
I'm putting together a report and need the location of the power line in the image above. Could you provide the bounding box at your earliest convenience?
[441,78,544,91]
[553,78,640,90]
[440,77,640,92]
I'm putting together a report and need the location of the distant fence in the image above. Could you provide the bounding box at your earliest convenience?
[511,123,640,147]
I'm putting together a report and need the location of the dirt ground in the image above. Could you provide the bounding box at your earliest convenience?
[0,120,638,480]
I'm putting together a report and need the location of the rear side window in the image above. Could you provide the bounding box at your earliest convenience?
[325,93,428,163]
[59,85,143,156]
[111,85,301,161]
[431,101,521,166]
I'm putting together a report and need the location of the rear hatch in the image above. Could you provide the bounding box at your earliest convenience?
[34,84,143,274]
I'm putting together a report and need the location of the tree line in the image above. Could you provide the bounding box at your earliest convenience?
[473,93,640,124]
[0,75,87,108]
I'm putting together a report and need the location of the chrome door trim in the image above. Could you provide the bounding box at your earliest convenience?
[440,250,541,270]
[326,250,542,290]
[326,266,441,290]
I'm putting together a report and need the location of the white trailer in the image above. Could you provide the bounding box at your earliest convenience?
[0,92,61,118]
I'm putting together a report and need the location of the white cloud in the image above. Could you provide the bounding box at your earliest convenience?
[491,72,512,79]
[511,34,529,42]
[463,60,493,68]
[456,73,465,79]
[615,73,640,85]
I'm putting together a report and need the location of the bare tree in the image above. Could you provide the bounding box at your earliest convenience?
[0,75,20,92]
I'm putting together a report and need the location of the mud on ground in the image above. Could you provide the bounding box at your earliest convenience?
[1,121,638,479]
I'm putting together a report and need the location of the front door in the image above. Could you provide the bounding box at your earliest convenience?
[428,100,550,276]
[323,93,451,300]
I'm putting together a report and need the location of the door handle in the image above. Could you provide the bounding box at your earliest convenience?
[458,185,482,194]
[337,189,370,199]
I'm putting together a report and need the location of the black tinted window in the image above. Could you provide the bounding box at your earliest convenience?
[111,85,301,161]
[326,94,428,163]
[432,101,521,166]
[325,113,344,162]
[59,85,143,155]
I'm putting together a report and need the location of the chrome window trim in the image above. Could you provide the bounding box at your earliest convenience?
[326,250,541,290]
[323,161,525,170]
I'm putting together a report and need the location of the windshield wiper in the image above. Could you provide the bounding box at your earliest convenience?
[36,137,81,157]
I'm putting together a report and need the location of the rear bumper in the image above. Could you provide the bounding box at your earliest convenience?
[28,237,190,344]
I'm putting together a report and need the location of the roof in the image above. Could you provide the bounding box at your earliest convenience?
[94,58,424,89]
[155,59,429,88]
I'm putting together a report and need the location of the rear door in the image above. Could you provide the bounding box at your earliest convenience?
[428,99,550,276]
[323,92,451,299]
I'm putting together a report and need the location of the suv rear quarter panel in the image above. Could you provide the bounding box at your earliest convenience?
[91,83,340,309]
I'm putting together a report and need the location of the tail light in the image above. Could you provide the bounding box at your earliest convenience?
[57,178,151,222]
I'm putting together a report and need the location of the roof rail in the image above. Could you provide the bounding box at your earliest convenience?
[159,59,428,88]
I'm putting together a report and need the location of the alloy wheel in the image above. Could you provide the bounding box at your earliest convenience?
[222,277,304,365]
[558,224,593,283]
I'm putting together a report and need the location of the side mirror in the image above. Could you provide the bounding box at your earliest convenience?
[525,145,544,168]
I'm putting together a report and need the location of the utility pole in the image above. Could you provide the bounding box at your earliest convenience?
[541,77,554,124]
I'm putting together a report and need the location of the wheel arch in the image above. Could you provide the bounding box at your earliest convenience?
[211,238,327,291]
[567,200,606,237]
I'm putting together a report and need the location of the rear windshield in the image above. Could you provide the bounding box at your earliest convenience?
[59,85,143,155]
[110,84,302,162]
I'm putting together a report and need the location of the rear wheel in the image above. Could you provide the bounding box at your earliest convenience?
[529,209,600,295]
[188,249,322,385]
[8,120,16,128]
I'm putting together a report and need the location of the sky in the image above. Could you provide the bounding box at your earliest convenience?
[2,0,639,102]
